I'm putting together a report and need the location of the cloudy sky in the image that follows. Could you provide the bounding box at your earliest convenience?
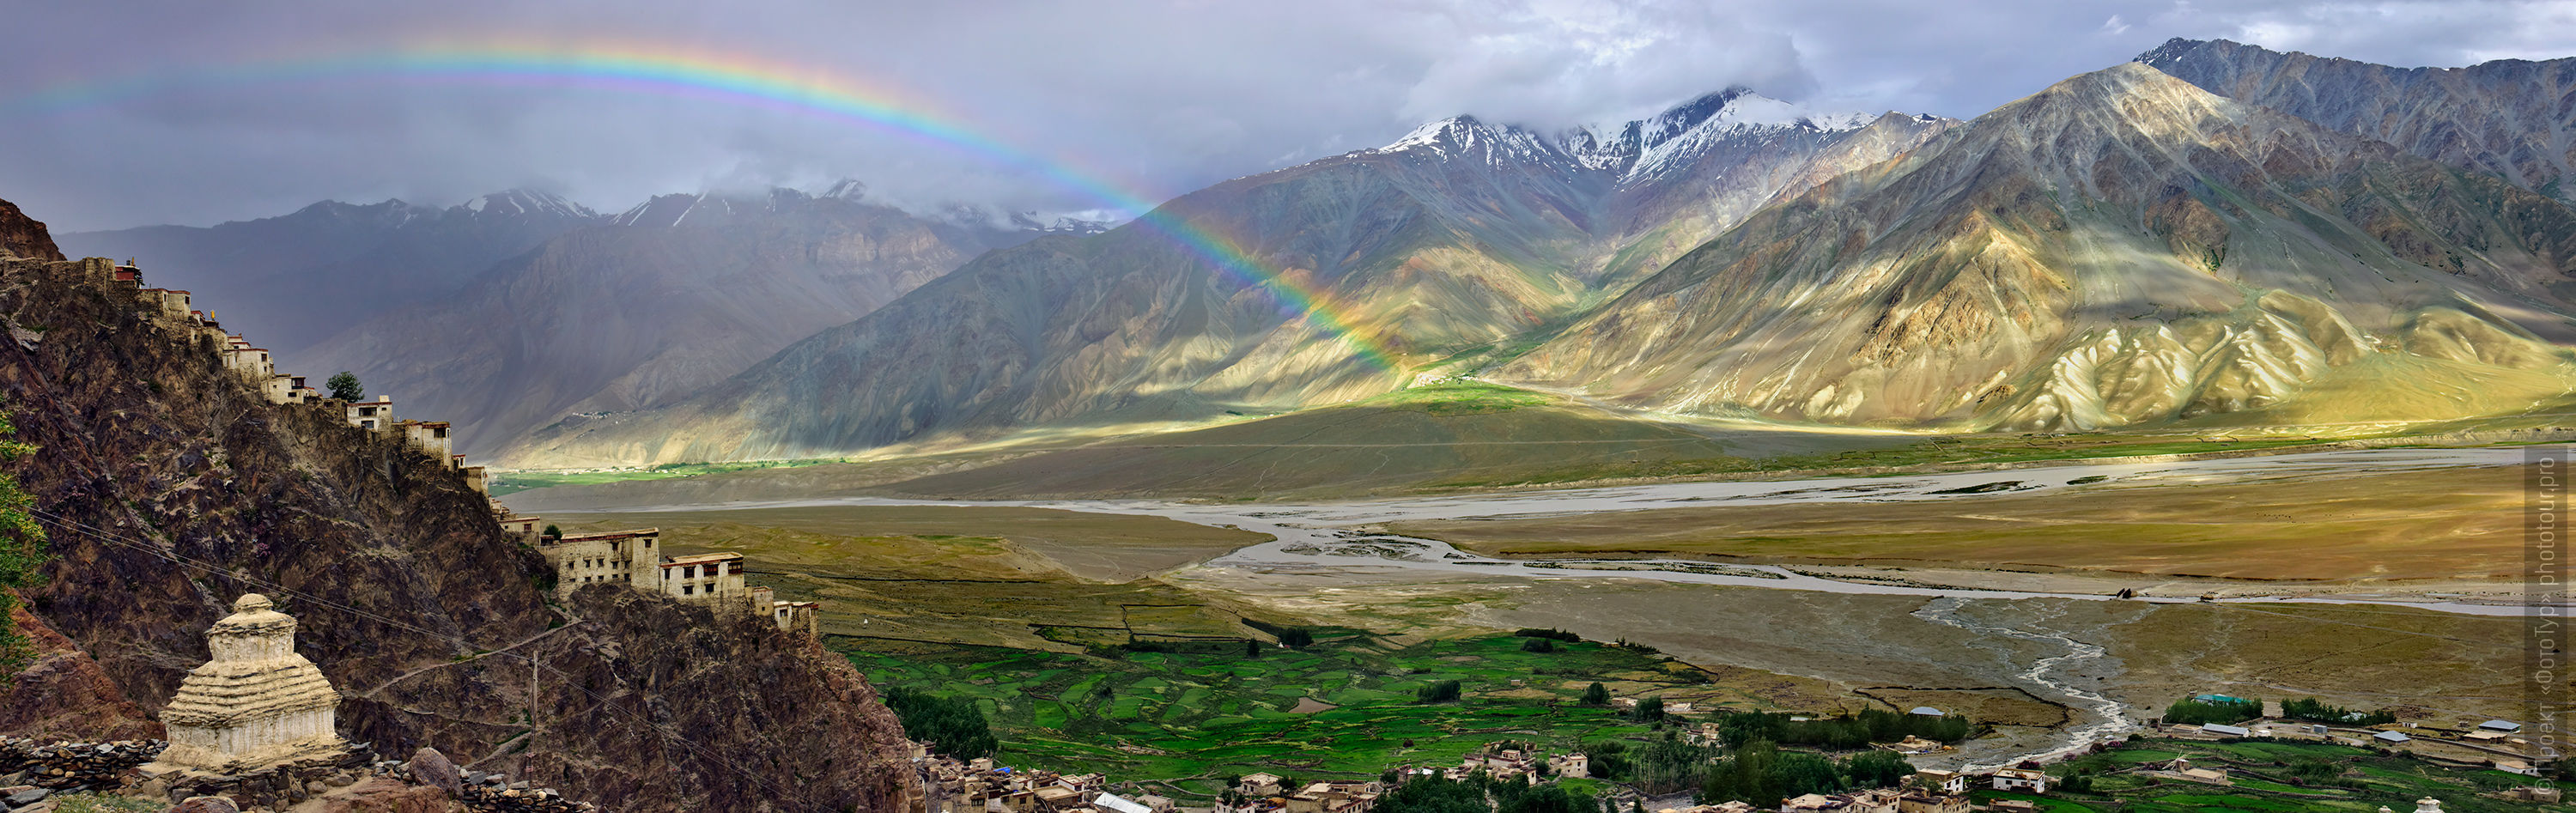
[3,0,2571,231]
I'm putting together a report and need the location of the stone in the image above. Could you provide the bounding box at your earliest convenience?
[406,748,459,798]
[2,789,42,807]
[167,798,240,813]
[148,595,348,772]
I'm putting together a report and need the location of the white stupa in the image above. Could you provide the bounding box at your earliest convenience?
[148,594,347,772]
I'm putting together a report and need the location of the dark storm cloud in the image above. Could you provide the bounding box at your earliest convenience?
[2,0,2570,231]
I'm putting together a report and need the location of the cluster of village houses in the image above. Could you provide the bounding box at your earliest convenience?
[917,752,1180,813]
[2157,694,2550,782]
[103,258,822,639]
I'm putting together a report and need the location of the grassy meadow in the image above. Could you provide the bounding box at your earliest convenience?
[838,629,1735,800]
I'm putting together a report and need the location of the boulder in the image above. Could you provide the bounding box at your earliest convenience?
[167,797,239,813]
[405,749,459,798]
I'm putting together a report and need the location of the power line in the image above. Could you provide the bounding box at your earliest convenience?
[24,507,829,811]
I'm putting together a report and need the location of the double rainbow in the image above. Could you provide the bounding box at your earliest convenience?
[7,40,1400,369]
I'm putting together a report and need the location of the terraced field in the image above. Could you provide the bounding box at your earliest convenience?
[2002,737,2571,812]
[838,631,1752,800]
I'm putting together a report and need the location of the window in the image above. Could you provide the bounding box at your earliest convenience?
[683,585,695,595]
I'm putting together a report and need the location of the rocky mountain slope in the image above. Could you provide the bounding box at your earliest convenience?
[501,92,1955,466]
[2139,38,2576,204]
[0,201,61,262]
[301,187,1005,455]
[0,213,917,812]
[1495,63,2576,430]
[62,190,601,360]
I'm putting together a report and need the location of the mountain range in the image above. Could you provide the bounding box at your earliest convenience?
[498,91,1959,465]
[58,39,2576,470]
[60,185,1092,455]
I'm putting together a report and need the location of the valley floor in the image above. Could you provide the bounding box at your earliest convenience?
[530,444,2549,792]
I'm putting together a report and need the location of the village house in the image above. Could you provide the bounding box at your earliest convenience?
[400,420,454,462]
[1237,773,1286,798]
[1911,770,1965,795]
[2510,786,2563,803]
[140,287,191,319]
[1778,793,1844,813]
[1546,752,1589,779]
[1285,780,1381,813]
[346,396,394,430]
[539,528,665,595]
[1990,768,2046,793]
[1987,801,2036,813]
[1838,788,1901,813]
[1685,721,1726,746]
[1892,792,1965,813]
[664,551,749,601]
[1658,803,1757,813]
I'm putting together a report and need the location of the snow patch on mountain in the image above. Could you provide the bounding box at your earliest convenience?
[1374,89,1882,183]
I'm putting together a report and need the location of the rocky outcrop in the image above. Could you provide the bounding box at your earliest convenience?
[0,202,59,263]
[2138,38,2576,204]
[0,203,918,812]
[0,603,160,741]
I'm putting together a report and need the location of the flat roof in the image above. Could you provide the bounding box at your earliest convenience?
[557,529,655,541]
[665,552,742,565]
[2202,724,2251,736]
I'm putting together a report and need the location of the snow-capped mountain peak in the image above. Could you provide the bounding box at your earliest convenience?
[1371,115,1569,168]
[1370,88,1883,183]
[817,179,870,201]
[457,189,594,221]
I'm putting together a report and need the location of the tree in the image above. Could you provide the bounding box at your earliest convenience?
[1521,638,1557,653]
[1582,683,1612,706]
[883,689,998,758]
[1418,680,1464,703]
[1844,750,1913,788]
[542,525,562,538]
[0,408,49,676]
[1631,696,1667,722]
[325,371,363,401]
[1374,774,1488,813]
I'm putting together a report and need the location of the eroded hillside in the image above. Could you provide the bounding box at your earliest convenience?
[0,224,918,812]
[1497,63,2576,431]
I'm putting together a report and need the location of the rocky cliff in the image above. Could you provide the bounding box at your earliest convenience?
[0,201,61,262]
[0,212,917,812]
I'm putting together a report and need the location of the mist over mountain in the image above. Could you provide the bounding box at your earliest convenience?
[501,91,1956,465]
[61,191,601,360]
[300,186,1020,455]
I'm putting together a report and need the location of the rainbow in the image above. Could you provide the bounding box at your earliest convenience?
[5,40,1400,369]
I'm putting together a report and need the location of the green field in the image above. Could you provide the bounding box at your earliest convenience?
[839,630,1727,800]
[488,458,845,494]
[2008,737,2571,812]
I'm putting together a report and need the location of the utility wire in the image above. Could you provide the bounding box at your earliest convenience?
[25,507,831,811]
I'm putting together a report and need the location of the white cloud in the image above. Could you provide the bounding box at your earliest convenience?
[0,0,2571,231]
